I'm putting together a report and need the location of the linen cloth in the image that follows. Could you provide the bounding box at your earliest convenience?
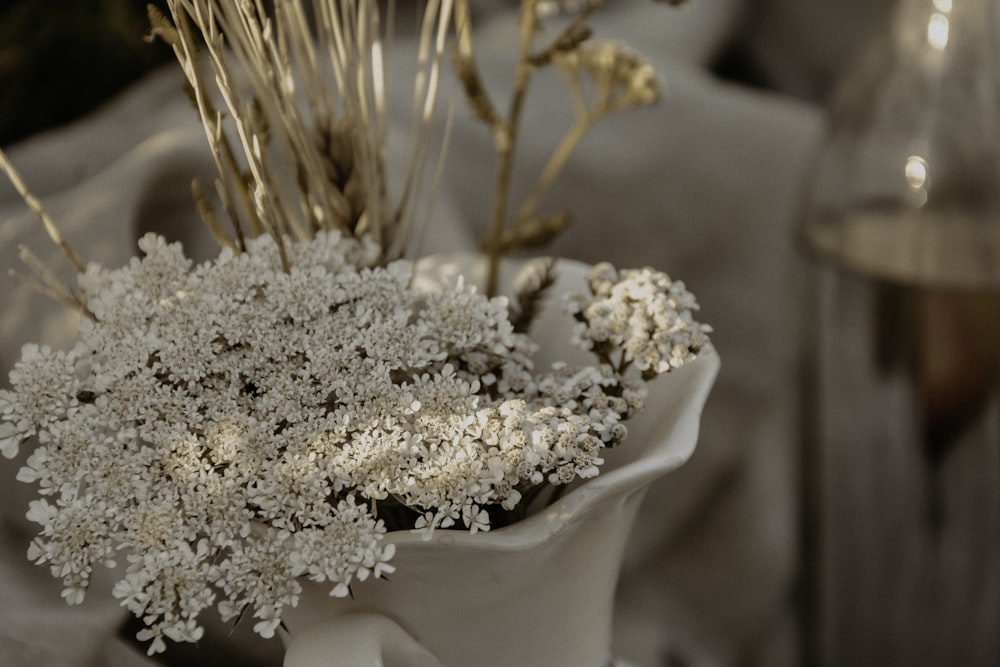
[0,3,821,665]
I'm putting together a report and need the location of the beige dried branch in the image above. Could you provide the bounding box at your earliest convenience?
[462,0,674,296]
[409,97,458,263]
[481,0,541,297]
[486,210,572,255]
[386,0,456,260]
[154,0,452,268]
[528,23,593,68]
[0,148,85,275]
[148,3,260,254]
[515,41,661,228]
[450,0,501,133]
[11,247,83,311]
[191,178,237,251]
[0,148,90,313]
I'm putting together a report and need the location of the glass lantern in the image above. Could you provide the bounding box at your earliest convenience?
[800,0,1000,665]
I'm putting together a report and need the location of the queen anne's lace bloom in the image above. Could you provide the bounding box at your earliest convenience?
[2,232,707,654]
[569,262,711,379]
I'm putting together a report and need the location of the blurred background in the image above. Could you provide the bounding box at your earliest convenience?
[0,0,890,146]
[2,1,998,666]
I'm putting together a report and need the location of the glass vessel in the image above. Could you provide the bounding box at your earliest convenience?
[801,0,1000,665]
[804,0,1000,289]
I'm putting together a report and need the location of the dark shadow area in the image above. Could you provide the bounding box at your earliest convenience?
[0,0,173,147]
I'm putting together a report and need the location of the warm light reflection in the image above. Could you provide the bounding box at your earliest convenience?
[927,12,950,51]
[932,0,953,13]
[905,154,929,189]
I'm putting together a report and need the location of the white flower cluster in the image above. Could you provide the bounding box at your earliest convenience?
[0,233,707,654]
[569,262,710,379]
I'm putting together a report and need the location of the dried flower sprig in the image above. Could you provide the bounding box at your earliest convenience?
[148,0,454,268]
[451,0,675,295]
[570,262,710,381]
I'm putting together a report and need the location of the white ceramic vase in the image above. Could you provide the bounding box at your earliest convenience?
[279,256,720,667]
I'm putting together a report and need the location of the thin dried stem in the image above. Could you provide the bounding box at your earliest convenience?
[533,0,608,63]
[388,0,455,259]
[460,0,670,298]
[152,4,257,251]
[12,246,88,314]
[191,179,238,251]
[482,0,619,296]
[410,96,457,263]
[0,149,85,275]
[451,0,500,132]
[157,0,450,268]
[485,0,541,296]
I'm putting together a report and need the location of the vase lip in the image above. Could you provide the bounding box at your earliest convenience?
[383,346,719,553]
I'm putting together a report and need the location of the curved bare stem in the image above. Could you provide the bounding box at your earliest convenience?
[486,0,540,296]
[0,148,85,275]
